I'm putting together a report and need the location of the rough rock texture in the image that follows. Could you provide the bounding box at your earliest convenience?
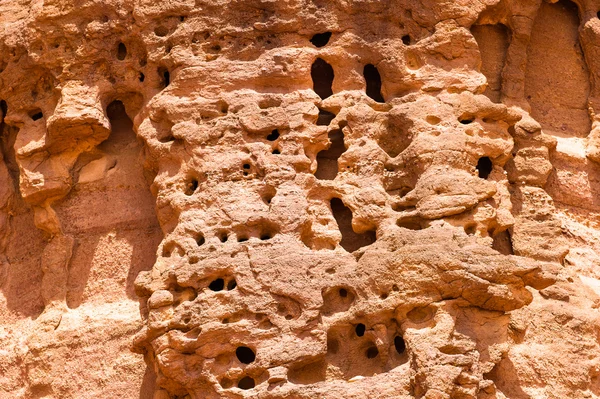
[2,0,600,398]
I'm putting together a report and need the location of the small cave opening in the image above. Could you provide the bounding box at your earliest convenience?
[315,130,345,180]
[492,229,514,255]
[158,67,170,88]
[266,129,279,141]
[311,58,334,99]
[402,35,412,45]
[106,100,131,130]
[196,233,205,246]
[185,177,199,196]
[30,110,43,121]
[365,346,379,359]
[139,72,145,82]
[394,336,406,354]
[330,198,376,252]
[459,116,474,124]
[237,376,255,390]
[227,279,237,290]
[317,108,336,126]
[154,26,169,37]
[310,32,332,47]
[209,278,225,291]
[236,346,256,364]
[355,323,366,337]
[117,42,127,60]
[218,231,228,243]
[363,64,384,103]
[476,156,493,179]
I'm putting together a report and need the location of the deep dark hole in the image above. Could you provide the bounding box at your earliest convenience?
[598,10,600,19]
[310,31,332,47]
[227,279,237,290]
[311,58,334,99]
[459,117,474,124]
[339,288,347,297]
[477,156,493,179]
[238,376,255,390]
[363,64,384,103]
[196,234,205,246]
[139,72,145,82]
[315,130,345,180]
[366,346,379,359]
[31,111,43,121]
[272,149,281,155]
[243,163,250,169]
[209,278,225,291]
[266,129,279,141]
[330,198,376,252]
[355,323,366,337]
[219,232,228,243]
[154,26,169,37]
[0,100,7,118]
[238,236,248,242]
[117,42,127,60]
[236,346,256,364]
[394,336,406,354]
[260,233,272,240]
[402,35,412,45]
[185,178,198,196]
[159,68,170,87]
[317,109,336,126]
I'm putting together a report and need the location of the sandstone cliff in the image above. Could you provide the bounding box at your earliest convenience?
[1,0,600,398]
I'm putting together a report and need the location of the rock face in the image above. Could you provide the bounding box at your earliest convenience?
[1,0,600,398]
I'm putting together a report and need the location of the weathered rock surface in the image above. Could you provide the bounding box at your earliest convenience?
[1,0,600,398]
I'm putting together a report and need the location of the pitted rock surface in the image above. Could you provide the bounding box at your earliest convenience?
[1,1,600,398]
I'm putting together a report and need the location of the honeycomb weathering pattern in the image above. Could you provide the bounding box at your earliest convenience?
[1,0,600,398]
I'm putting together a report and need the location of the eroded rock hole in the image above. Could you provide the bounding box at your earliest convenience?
[330,198,376,252]
[139,72,145,82]
[339,288,347,297]
[158,67,170,88]
[227,279,237,290]
[317,109,336,126]
[477,156,493,179]
[355,323,366,337]
[492,229,514,255]
[394,336,406,354]
[363,64,384,103]
[117,42,127,60]
[238,376,255,390]
[209,278,225,291]
[236,346,256,364]
[315,130,345,180]
[185,178,199,196]
[459,116,474,124]
[266,129,279,141]
[196,233,205,246]
[218,232,228,243]
[272,149,280,154]
[366,346,379,359]
[30,110,43,121]
[154,26,169,37]
[402,35,412,45]
[311,58,334,99]
[237,235,248,242]
[310,32,332,47]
